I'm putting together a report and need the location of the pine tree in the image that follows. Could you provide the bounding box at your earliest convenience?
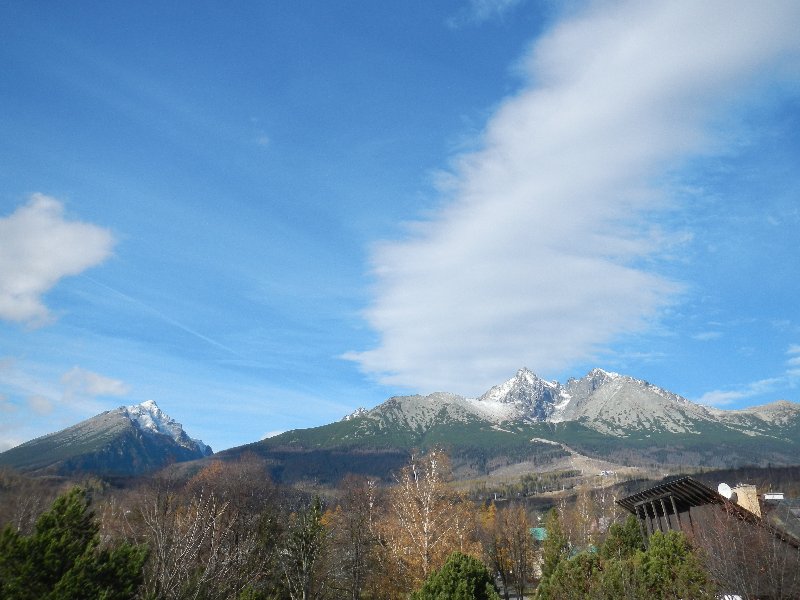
[540,509,569,581]
[0,487,146,600]
[599,515,643,561]
[411,552,501,600]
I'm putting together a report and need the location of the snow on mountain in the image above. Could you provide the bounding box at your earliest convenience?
[476,368,571,422]
[342,407,369,421]
[123,400,212,455]
[0,399,212,476]
[337,367,800,442]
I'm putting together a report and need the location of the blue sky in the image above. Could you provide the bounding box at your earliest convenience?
[1,0,799,452]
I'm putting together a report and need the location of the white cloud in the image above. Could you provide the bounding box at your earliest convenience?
[0,194,115,326]
[349,1,800,395]
[61,366,130,399]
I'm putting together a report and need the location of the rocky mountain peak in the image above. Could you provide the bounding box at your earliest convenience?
[122,400,212,456]
[342,407,369,421]
[478,367,566,421]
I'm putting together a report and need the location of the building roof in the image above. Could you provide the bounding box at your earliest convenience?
[617,476,800,549]
[616,476,728,514]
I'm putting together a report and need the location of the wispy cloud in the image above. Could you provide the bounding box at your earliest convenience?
[0,393,14,413]
[448,0,526,27]
[61,366,130,400]
[698,345,800,406]
[0,195,115,326]
[697,378,785,407]
[786,344,800,376]
[27,394,54,415]
[692,331,722,341]
[349,1,800,395]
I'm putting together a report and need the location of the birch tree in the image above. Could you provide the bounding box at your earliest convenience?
[380,449,480,593]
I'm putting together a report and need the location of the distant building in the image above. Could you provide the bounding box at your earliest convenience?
[618,476,800,599]
[530,527,547,542]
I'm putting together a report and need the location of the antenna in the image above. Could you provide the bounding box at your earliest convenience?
[718,482,733,499]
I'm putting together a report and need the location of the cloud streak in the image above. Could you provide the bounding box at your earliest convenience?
[349,1,800,395]
[0,194,115,326]
[448,0,526,27]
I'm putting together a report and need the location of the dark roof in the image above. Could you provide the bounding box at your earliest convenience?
[616,476,726,514]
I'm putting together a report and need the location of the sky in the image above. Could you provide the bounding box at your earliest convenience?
[1,0,800,452]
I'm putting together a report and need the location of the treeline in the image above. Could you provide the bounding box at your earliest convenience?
[5,449,785,599]
[0,450,556,599]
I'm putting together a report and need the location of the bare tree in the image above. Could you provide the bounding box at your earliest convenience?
[502,505,533,600]
[326,475,379,600]
[691,504,800,599]
[131,481,264,600]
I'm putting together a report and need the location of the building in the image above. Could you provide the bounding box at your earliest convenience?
[618,476,800,599]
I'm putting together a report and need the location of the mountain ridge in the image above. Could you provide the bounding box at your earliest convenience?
[235,368,800,483]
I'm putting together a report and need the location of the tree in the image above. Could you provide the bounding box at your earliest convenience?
[503,505,534,599]
[133,480,264,600]
[479,503,511,600]
[691,503,800,599]
[598,515,642,562]
[282,496,327,600]
[0,487,146,600]
[535,551,600,600]
[539,509,569,582]
[634,531,713,599]
[411,552,501,600]
[380,449,479,593]
[535,527,714,600]
[326,475,379,600]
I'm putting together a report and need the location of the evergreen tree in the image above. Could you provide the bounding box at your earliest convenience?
[540,509,569,581]
[0,487,146,600]
[536,522,714,599]
[635,531,714,599]
[599,515,643,561]
[411,552,501,600]
[535,552,601,600]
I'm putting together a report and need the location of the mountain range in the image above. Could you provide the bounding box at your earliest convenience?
[225,368,800,482]
[2,368,799,483]
[0,400,212,477]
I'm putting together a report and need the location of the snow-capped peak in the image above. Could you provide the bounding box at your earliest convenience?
[123,400,211,455]
[587,368,620,380]
[342,407,369,421]
[477,368,569,422]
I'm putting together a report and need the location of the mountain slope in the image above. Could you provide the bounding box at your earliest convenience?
[0,400,212,477]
